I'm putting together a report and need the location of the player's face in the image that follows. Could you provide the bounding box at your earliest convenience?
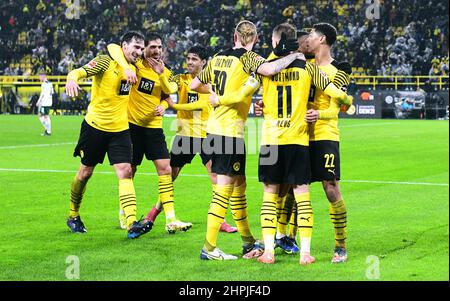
[145,39,163,60]
[306,30,324,53]
[186,53,205,75]
[298,35,309,54]
[271,34,281,50]
[39,74,46,82]
[123,38,145,64]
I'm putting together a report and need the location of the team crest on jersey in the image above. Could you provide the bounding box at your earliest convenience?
[119,80,132,95]
[86,60,97,69]
[233,162,241,171]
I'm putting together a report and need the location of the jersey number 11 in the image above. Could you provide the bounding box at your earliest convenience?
[277,85,292,118]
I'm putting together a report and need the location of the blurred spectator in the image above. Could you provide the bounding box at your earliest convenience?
[0,0,448,75]
[401,97,414,112]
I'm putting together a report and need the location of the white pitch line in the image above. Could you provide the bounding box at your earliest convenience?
[0,168,208,177]
[0,142,75,150]
[0,123,417,149]
[339,122,399,128]
[0,167,448,187]
[342,179,449,186]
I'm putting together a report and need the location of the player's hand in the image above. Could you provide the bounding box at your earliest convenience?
[244,76,260,90]
[305,109,319,123]
[155,105,165,116]
[146,57,164,75]
[206,83,214,94]
[342,104,356,115]
[297,52,306,61]
[209,91,219,107]
[274,32,299,56]
[340,104,350,112]
[65,79,81,97]
[254,100,264,116]
[338,94,353,106]
[124,68,137,84]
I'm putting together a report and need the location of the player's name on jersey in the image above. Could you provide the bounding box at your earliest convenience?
[214,58,234,68]
[272,71,300,82]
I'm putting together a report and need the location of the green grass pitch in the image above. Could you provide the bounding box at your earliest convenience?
[0,115,448,281]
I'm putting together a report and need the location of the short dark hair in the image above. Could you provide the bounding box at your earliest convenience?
[120,31,145,46]
[273,23,297,40]
[297,30,309,38]
[188,45,208,60]
[313,23,337,46]
[146,32,163,45]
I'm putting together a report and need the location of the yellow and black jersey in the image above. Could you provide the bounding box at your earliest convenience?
[261,55,333,146]
[198,48,266,138]
[173,73,211,138]
[307,60,351,142]
[79,55,132,132]
[128,58,174,128]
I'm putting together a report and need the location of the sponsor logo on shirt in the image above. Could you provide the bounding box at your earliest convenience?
[187,93,199,103]
[119,80,132,95]
[137,77,155,95]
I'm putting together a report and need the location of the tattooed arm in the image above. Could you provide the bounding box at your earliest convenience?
[257,52,305,76]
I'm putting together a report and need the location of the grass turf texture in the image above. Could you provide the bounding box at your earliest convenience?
[0,115,448,281]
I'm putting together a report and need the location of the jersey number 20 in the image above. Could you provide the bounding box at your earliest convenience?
[213,70,227,95]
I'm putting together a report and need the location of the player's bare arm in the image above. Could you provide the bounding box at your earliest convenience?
[257,52,304,76]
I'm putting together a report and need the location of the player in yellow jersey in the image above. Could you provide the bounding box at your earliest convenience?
[261,28,353,259]
[64,31,153,239]
[303,23,352,263]
[272,30,312,255]
[272,30,319,255]
[252,30,311,257]
[254,23,352,265]
[144,45,237,233]
[108,33,192,234]
[190,20,305,260]
[169,46,213,180]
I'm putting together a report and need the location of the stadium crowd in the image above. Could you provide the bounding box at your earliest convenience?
[0,0,448,77]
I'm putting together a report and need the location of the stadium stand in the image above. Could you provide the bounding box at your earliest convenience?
[0,0,448,76]
[0,0,448,117]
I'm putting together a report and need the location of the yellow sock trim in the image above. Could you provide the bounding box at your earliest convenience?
[69,176,87,218]
[158,175,175,221]
[119,178,137,228]
[205,184,233,251]
[261,192,278,249]
[276,195,288,236]
[330,199,347,248]
[295,192,313,239]
[229,183,254,244]
[288,200,298,238]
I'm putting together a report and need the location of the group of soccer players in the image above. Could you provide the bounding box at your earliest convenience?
[64,19,352,265]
